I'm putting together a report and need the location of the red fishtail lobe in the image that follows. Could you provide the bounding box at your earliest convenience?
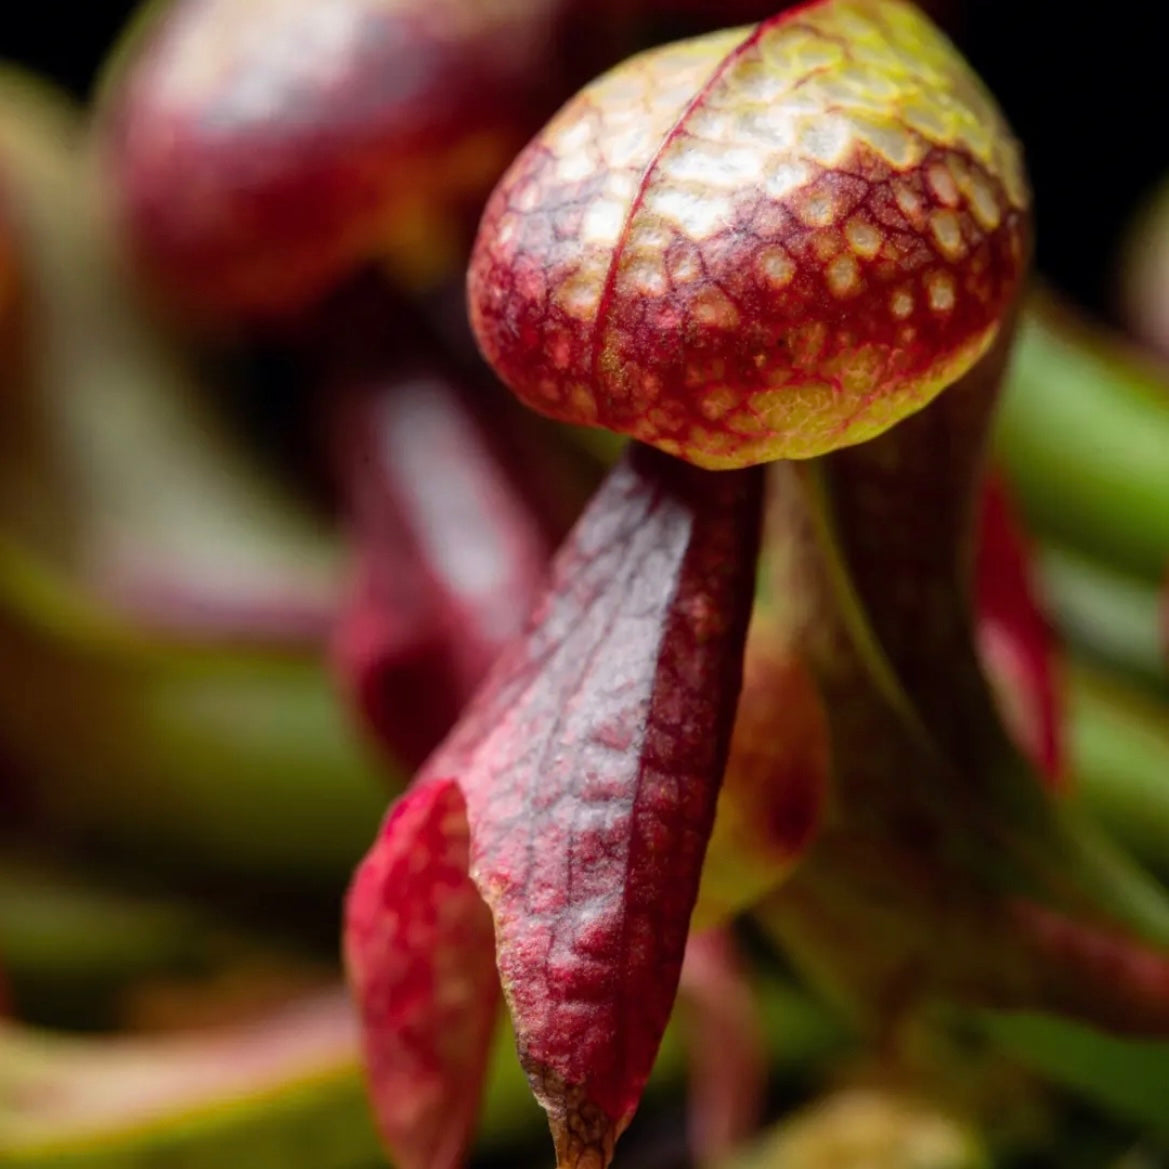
[347,444,762,1169]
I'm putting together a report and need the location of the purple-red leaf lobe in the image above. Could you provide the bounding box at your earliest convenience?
[347,445,761,1169]
[345,777,500,1169]
[330,370,553,769]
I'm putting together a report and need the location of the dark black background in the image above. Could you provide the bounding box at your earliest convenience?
[0,2,1158,321]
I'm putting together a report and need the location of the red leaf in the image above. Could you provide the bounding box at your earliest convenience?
[451,444,760,1167]
[348,444,761,1169]
[678,929,767,1164]
[975,469,1066,787]
[345,777,500,1169]
[330,371,553,769]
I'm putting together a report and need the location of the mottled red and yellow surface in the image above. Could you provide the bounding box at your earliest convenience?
[469,0,1030,468]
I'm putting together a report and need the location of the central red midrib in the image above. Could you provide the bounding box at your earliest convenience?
[586,20,771,397]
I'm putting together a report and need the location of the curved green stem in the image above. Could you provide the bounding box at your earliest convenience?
[995,299,1169,582]
[0,990,387,1169]
[0,859,341,1028]
[1037,542,1168,693]
[0,973,842,1169]
[0,862,216,1007]
[0,599,394,886]
[1069,665,1169,879]
[0,72,399,889]
[0,539,395,888]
